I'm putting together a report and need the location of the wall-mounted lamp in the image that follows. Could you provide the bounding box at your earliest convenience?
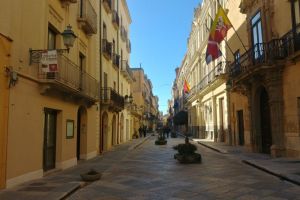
[29,25,77,64]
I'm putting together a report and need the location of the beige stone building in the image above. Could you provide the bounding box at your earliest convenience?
[227,0,300,158]
[99,0,134,152]
[131,68,159,133]
[0,0,99,188]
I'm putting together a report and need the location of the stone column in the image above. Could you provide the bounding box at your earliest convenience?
[266,69,285,157]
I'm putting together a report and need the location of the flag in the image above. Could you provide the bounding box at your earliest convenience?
[183,79,190,94]
[206,6,232,64]
[210,6,232,43]
[206,38,222,64]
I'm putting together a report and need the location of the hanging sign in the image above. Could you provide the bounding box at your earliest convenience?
[41,50,58,72]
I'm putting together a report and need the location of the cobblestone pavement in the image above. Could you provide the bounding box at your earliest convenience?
[68,137,300,200]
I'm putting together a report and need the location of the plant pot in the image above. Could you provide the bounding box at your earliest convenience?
[155,140,167,145]
[80,172,101,182]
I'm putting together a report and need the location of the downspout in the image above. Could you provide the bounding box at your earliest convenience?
[99,0,103,153]
[117,0,120,144]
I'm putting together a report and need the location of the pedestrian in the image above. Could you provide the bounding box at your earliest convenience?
[166,126,170,138]
[138,126,143,138]
[143,126,147,137]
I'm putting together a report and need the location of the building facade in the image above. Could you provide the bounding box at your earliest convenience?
[99,0,134,152]
[0,0,99,188]
[227,0,300,157]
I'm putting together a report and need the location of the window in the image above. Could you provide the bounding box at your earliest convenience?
[103,23,107,39]
[113,81,116,91]
[48,28,56,50]
[79,53,85,90]
[234,50,240,65]
[251,11,263,59]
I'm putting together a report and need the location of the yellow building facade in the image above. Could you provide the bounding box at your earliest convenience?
[227,0,300,157]
[0,0,99,188]
[99,0,134,152]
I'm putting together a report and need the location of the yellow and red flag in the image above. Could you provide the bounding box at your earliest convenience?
[183,79,190,94]
[206,6,232,64]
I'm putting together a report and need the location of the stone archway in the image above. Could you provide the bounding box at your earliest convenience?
[120,114,124,143]
[101,112,108,152]
[77,106,87,160]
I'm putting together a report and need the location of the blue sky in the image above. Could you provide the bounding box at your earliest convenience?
[127,0,202,114]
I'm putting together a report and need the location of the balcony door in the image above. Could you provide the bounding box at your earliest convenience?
[251,11,263,60]
[79,53,85,90]
[43,108,57,171]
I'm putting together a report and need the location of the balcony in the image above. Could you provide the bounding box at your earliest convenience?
[126,39,131,53]
[120,26,128,42]
[102,39,112,60]
[60,0,77,6]
[77,0,97,35]
[100,87,124,112]
[121,60,134,82]
[229,24,300,80]
[112,10,120,29]
[102,0,112,13]
[30,53,98,106]
[112,53,120,68]
[185,61,227,101]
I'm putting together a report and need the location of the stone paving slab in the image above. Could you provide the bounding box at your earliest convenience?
[196,140,300,186]
[0,135,152,200]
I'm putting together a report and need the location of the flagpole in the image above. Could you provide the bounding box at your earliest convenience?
[216,0,248,52]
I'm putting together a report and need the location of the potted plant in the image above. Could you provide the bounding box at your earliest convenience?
[173,137,201,164]
[155,133,167,145]
[80,169,101,182]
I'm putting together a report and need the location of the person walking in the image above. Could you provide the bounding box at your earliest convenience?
[138,126,143,138]
[143,126,147,137]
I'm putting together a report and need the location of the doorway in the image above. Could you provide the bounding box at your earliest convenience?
[260,88,272,154]
[101,112,108,152]
[237,110,245,146]
[43,108,57,171]
[77,106,87,160]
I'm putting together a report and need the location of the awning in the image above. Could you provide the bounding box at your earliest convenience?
[173,110,188,125]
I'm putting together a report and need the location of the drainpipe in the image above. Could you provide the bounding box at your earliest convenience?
[117,0,120,144]
[99,0,103,153]
[290,0,297,49]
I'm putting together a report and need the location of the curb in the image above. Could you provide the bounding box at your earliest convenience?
[197,141,228,154]
[59,183,82,200]
[242,160,300,186]
[129,135,152,150]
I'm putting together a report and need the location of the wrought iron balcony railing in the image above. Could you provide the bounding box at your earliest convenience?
[102,0,112,13]
[185,61,227,101]
[100,87,124,112]
[112,10,120,29]
[121,60,134,82]
[60,0,77,5]
[229,24,300,78]
[102,39,112,60]
[112,53,120,68]
[77,0,97,35]
[29,52,98,103]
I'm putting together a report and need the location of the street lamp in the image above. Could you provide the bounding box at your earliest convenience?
[29,25,77,64]
[61,25,77,51]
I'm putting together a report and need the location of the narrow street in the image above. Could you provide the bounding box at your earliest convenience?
[68,136,300,200]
